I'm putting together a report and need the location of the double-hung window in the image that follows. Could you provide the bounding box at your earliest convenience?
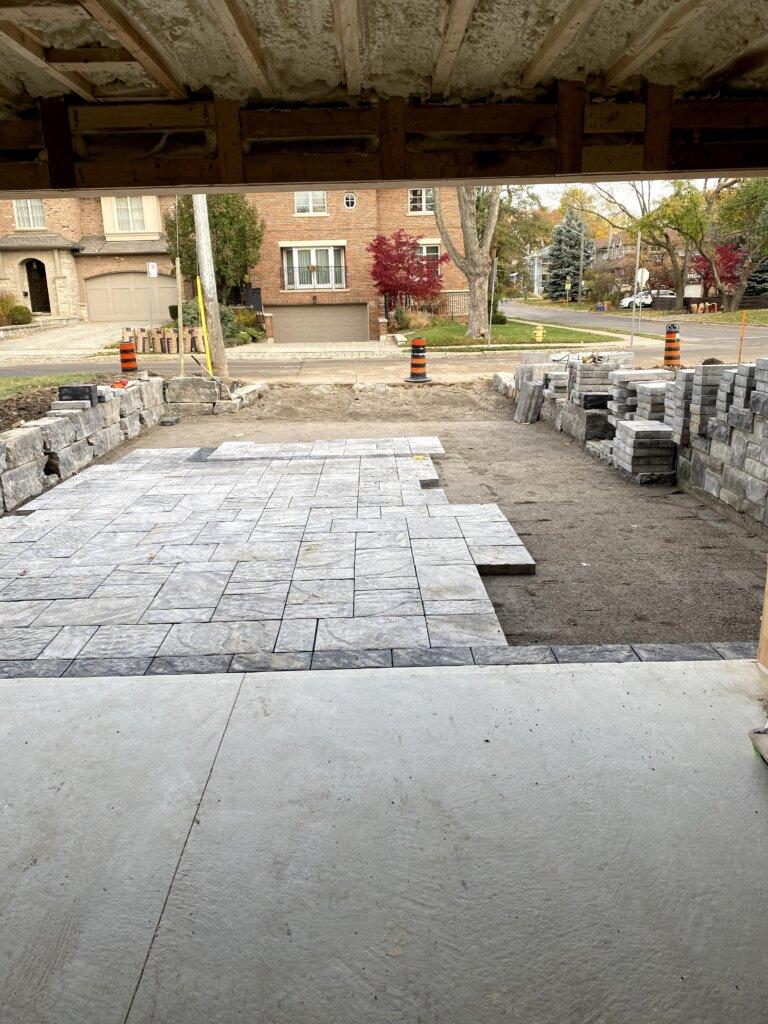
[418,243,440,261]
[408,188,435,213]
[13,198,45,229]
[282,245,346,290]
[294,191,328,215]
[115,196,146,232]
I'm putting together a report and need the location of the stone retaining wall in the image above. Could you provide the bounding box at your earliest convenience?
[0,377,166,512]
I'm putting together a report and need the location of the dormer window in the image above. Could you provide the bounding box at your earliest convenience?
[115,196,146,232]
[13,198,45,229]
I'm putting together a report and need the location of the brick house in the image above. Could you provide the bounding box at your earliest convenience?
[251,187,468,342]
[0,187,468,342]
[0,195,174,325]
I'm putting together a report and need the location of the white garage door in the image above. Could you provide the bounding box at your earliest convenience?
[267,303,370,344]
[85,272,178,323]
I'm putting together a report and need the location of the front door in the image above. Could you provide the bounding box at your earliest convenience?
[25,259,50,313]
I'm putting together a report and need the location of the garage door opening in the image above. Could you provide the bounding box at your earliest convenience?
[266,303,371,345]
[85,271,177,323]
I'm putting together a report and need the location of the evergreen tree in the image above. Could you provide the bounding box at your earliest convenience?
[746,258,768,296]
[544,208,594,300]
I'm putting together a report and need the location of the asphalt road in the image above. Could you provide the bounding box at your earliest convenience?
[502,299,768,362]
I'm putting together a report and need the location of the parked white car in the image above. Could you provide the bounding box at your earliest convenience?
[620,289,676,308]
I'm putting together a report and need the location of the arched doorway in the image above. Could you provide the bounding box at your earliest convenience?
[23,258,50,313]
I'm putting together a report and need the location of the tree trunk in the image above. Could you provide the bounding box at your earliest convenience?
[192,193,229,380]
[466,271,490,337]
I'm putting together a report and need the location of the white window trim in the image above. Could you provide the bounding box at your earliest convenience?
[293,191,329,216]
[408,187,435,215]
[281,243,346,291]
[13,198,45,230]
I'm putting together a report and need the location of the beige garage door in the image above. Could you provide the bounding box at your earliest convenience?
[267,303,370,344]
[85,272,178,323]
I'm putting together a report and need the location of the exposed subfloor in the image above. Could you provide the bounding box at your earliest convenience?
[2,660,767,1023]
[109,386,766,648]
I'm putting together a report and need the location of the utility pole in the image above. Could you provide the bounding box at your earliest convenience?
[192,193,228,379]
[630,230,641,350]
[577,219,585,303]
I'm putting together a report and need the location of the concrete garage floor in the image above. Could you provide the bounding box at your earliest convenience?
[115,384,766,647]
[2,660,767,1023]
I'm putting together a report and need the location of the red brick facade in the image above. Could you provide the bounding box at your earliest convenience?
[251,188,468,339]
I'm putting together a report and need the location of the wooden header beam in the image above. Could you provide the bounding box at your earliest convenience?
[0,89,765,192]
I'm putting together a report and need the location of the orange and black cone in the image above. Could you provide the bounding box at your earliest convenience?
[406,337,429,383]
[664,323,681,368]
[119,339,138,373]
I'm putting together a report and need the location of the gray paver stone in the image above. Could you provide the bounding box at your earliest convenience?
[63,657,152,677]
[0,658,72,677]
[146,655,233,675]
[231,652,312,672]
[311,649,393,670]
[392,647,474,667]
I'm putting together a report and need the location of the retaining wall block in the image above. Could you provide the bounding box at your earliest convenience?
[166,376,219,404]
[24,416,76,453]
[167,402,215,417]
[120,411,141,440]
[1,457,46,509]
[139,405,163,427]
[139,378,165,407]
[0,440,5,474]
[88,423,123,458]
[46,438,93,481]
[118,386,143,417]
[1,424,44,468]
[214,398,243,415]
[99,398,121,427]
[232,382,268,407]
[47,406,101,439]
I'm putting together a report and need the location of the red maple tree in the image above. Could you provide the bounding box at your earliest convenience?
[367,228,448,310]
[691,243,745,295]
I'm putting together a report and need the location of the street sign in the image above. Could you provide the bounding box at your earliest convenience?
[147,261,158,278]
[636,267,649,287]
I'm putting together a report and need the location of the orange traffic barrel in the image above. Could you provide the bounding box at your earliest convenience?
[406,337,429,383]
[119,340,138,373]
[664,322,681,367]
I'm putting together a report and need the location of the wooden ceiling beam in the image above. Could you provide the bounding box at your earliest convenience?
[332,0,362,97]
[605,0,709,86]
[45,45,134,64]
[0,19,94,99]
[207,0,271,96]
[431,0,477,96]
[520,0,602,89]
[555,79,584,174]
[77,0,186,99]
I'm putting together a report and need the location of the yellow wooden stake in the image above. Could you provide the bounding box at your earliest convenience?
[196,275,213,376]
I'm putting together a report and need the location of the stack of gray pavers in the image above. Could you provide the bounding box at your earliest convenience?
[609,370,672,426]
[677,360,768,519]
[727,363,756,430]
[543,371,568,398]
[569,362,616,408]
[514,380,545,423]
[715,368,737,421]
[634,381,668,422]
[664,368,694,445]
[612,420,676,482]
[690,364,737,439]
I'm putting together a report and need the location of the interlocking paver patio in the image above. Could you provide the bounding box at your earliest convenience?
[0,437,540,672]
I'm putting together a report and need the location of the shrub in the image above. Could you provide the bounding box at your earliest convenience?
[9,304,32,325]
[177,299,238,340]
[393,305,410,330]
[0,291,16,325]
[232,306,260,328]
[407,311,434,329]
[491,311,508,325]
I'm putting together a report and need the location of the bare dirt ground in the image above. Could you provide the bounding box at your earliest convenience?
[116,380,765,645]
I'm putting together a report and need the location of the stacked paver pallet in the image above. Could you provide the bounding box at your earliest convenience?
[634,381,668,422]
[568,362,616,409]
[612,420,677,482]
[664,368,694,445]
[690,364,737,439]
[677,359,768,521]
[607,369,671,426]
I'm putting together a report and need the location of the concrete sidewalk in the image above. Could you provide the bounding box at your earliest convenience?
[2,659,767,1023]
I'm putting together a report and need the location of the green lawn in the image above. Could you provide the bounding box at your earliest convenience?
[517,297,768,326]
[404,319,623,348]
[0,373,110,401]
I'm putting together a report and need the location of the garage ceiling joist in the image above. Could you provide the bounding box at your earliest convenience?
[207,0,272,96]
[604,0,710,86]
[332,0,363,97]
[432,0,478,96]
[520,0,603,88]
[0,18,94,99]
